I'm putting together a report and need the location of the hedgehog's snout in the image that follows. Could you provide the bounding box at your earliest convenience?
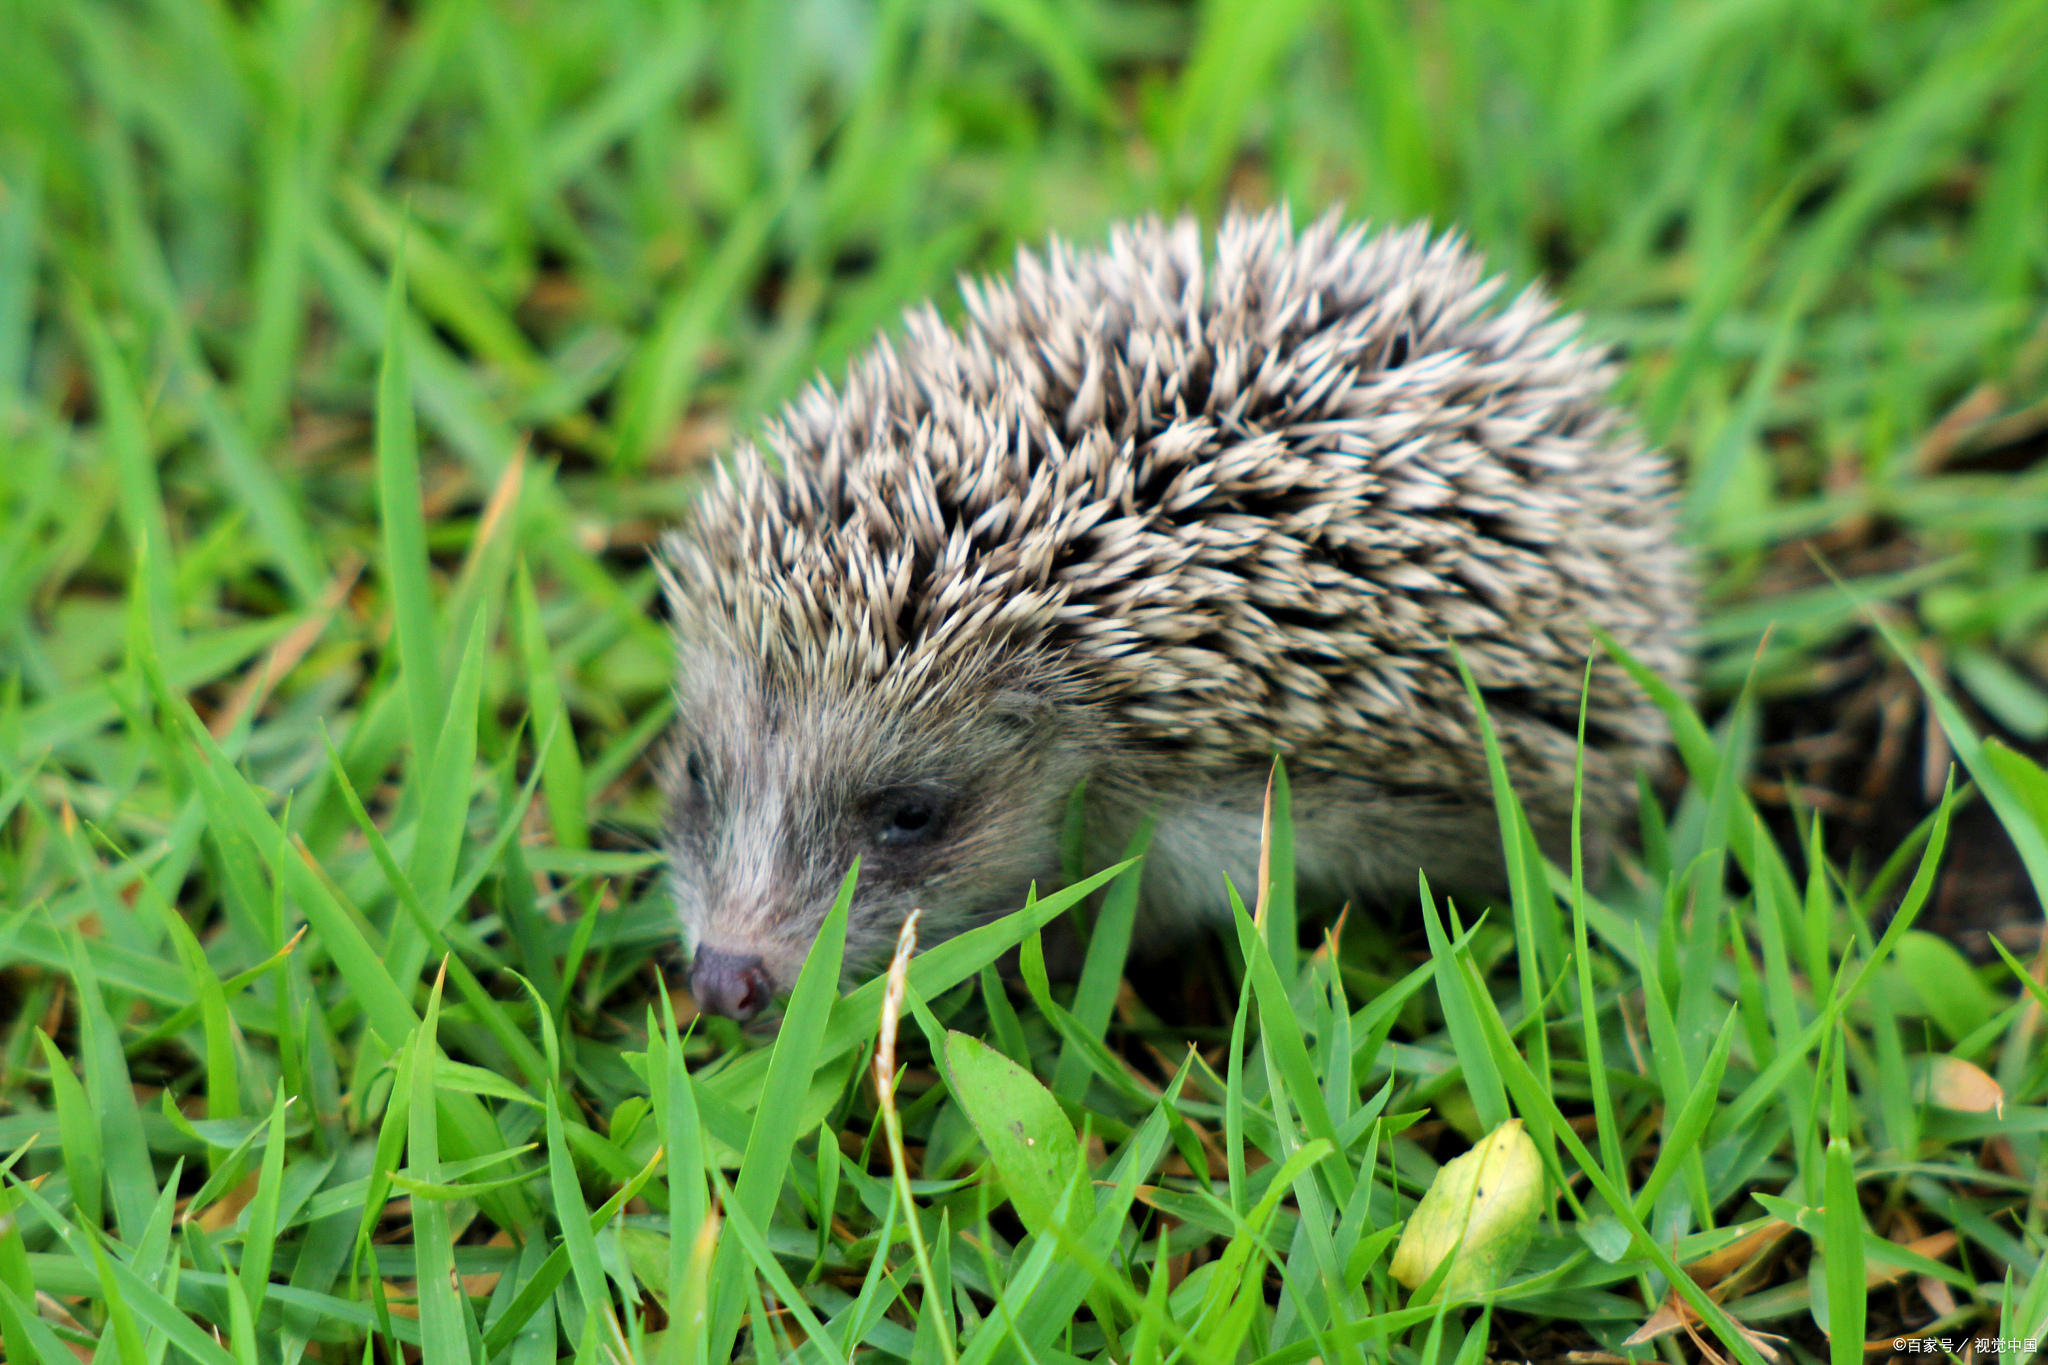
[690,947,775,1021]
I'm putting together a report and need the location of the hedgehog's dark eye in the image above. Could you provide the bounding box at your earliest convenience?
[888,803,933,835]
[871,789,951,848]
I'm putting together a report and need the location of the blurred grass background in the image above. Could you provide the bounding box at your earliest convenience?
[4,0,2048,1358]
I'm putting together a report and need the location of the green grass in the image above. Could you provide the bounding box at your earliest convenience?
[4,0,2048,1360]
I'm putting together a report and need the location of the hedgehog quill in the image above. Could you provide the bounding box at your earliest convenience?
[659,208,1690,1020]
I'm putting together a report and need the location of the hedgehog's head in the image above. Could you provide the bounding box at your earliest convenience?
[658,636,1100,1021]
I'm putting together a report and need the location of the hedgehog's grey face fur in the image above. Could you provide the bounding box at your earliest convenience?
[660,642,1096,1006]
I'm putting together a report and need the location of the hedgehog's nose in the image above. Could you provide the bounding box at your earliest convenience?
[690,949,774,1021]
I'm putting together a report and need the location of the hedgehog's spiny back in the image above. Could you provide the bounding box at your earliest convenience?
[666,207,1688,810]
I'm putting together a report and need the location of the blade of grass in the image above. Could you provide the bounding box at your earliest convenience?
[547,1079,622,1361]
[1230,890,1354,1208]
[376,225,445,765]
[83,118,325,602]
[72,288,176,644]
[1458,980,1770,1365]
[708,871,851,1359]
[317,722,552,1088]
[3,1174,241,1365]
[136,873,241,1121]
[1052,815,1151,1101]
[515,558,588,850]
[240,1088,292,1329]
[391,607,488,990]
[238,98,307,449]
[476,1141,667,1357]
[1820,1116,1864,1357]
[410,966,476,1363]
[1711,777,1956,1147]
[1416,874,1508,1133]
[0,151,40,404]
[65,927,155,1242]
[33,1027,102,1230]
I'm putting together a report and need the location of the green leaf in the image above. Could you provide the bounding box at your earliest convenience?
[0,1280,82,1365]
[85,1222,152,1365]
[943,1031,1084,1241]
[1389,1118,1546,1302]
[385,1164,544,1202]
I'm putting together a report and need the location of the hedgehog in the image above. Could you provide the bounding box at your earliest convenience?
[658,206,1691,1021]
